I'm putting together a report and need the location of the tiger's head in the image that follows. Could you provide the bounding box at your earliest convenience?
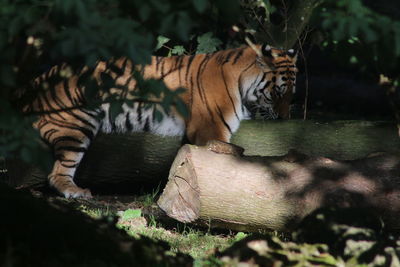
[249,44,298,119]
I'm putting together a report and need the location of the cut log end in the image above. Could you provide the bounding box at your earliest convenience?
[157,147,200,223]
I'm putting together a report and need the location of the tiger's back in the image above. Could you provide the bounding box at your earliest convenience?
[26,44,297,198]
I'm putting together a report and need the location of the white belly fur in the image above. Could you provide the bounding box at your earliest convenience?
[100,103,185,136]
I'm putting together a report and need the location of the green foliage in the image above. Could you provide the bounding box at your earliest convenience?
[121,209,142,220]
[155,36,186,55]
[294,207,400,266]
[218,233,342,266]
[214,209,400,266]
[238,0,320,48]
[0,99,51,170]
[78,205,113,220]
[314,0,400,80]
[196,32,223,54]
[171,45,186,56]
[127,224,235,260]
[155,31,223,57]
[191,0,209,13]
[234,231,248,242]
[155,36,170,50]
[3,0,399,169]
[138,183,161,207]
[0,0,239,167]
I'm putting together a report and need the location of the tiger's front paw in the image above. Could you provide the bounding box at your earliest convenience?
[62,186,92,199]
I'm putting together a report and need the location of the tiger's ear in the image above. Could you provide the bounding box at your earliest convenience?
[261,44,277,58]
[287,49,298,61]
[256,44,277,70]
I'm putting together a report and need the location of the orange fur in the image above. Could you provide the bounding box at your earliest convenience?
[25,45,297,198]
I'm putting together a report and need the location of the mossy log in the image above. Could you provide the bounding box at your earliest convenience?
[157,141,400,232]
[6,120,400,192]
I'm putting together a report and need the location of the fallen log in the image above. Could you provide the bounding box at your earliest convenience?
[157,141,400,232]
[6,120,400,193]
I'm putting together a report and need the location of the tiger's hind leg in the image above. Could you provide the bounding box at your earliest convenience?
[49,156,92,198]
[36,113,99,198]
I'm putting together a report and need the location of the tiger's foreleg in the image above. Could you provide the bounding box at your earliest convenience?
[186,120,231,146]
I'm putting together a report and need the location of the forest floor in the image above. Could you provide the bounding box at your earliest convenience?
[10,186,397,267]
[2,118,400,266]
[30,188,248,264]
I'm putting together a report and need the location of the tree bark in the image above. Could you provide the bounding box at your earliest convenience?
[157,141,400,232]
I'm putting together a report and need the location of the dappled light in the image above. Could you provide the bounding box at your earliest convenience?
[1,0,400,266]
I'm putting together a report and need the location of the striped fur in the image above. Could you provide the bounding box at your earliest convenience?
[25,45,297,198]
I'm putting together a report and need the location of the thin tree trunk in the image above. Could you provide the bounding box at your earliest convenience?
[241,0,320,48]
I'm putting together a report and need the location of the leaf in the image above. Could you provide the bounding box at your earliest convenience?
[108,63,124,76]
[196,32,222,54]
[171,45,186,55]
[360,23,377,43]
[161,93,173,113]
[121,209,142,220]
[332,17,347,41]
[100,72,116,89]
[74,0,86,19]
[234,232,247,241]
[155,35,170,50]
[263,0,277,13]
[109,101,123,121]
[175,99,189,118]
[393,23,400,56]
[174,87,187,95]
[85,52,98,67]
[349,56,358,64]
[154,108,164,122]
[151,0,171,13]
[159,13,175,36]
[175,12,192,41]
[192,0,208,13]
[138,4,151,21]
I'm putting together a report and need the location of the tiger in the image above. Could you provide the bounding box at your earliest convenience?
[24,44,298,198]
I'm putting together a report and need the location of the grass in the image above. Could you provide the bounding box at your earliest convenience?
[134,183,162,207]
[140,184,162,207]
[76,197,242,261]
[73,193,296,264]
[118,208,240,260]
[72,193,300,264]
[78,205,113,219]
[129,225,237,259]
